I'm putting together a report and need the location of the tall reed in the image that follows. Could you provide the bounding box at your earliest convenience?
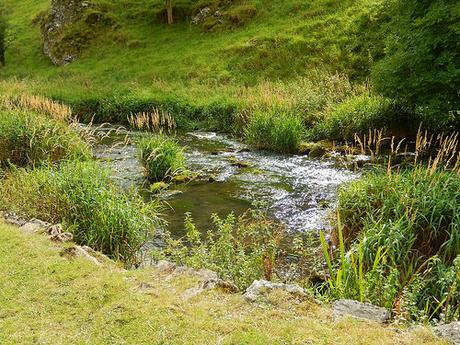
[330,129,460,322]
[128,108,176,132]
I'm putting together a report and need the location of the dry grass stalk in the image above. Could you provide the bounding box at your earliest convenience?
[1,94,72,122]
[128,109,176,132]
[347,127,460,176]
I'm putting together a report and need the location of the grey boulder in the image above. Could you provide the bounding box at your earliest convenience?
[332,299,390,323]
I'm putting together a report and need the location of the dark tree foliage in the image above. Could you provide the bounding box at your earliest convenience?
[372,0,460,131]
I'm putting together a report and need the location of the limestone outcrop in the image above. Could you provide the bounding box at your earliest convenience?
[40,0,114,65]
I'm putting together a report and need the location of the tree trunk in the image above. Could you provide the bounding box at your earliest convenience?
[165,0,173,25]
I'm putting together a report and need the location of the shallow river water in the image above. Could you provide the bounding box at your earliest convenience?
[93,127,358,236]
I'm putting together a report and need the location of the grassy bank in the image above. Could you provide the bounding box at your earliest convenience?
[0,222,443,345]
[0,93,163,266]
[3,0,450,138]
[0,161,163,266]
[321,133,460,322]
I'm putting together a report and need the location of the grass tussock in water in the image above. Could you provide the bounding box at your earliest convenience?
[0,161,162,266]
[244,109,303,153]
[323,132,460,322]
[138,134,185,182]
[0,109,91,168]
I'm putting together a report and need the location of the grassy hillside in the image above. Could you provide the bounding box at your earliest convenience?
[0,0,388,128]
[0,222,444,344]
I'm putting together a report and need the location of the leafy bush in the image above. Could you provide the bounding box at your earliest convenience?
[372,0,460,131]
[317,93,395,140]
[154,209,324,290]
[327,167,460,321]
[155,210,286,290]
[138,134,185,182]
[0,161,162,266]
[0,110,91,168]
[244,110,303,153]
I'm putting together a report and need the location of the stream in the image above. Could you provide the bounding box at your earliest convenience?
[93,126,358,237]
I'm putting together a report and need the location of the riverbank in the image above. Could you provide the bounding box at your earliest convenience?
[0,221,444,345]
[2,0,458,139]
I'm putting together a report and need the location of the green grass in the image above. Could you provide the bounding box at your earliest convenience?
[0,109,91,168]
[0,161,163,266]
[244,109,303,153]
[0,0,394,134]
[0,222,444,344]
[314,93,397,140]
[138,134,185,182]
[333,167,460,321]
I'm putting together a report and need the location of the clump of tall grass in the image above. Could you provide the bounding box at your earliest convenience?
[128,108,176,132]
[244,109,303,153]
[325,131,460,322]
[137,134,185,182]
[0,161,163,266]
[315,93,395,140]
[0,110,91,168]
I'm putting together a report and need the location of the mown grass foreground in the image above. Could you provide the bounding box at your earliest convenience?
[0,222,444,345]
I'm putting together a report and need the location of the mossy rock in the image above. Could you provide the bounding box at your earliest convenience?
[299,141,334,158]
[171,171,196,184]
[192,0,257,32]
[227,156,251,168]
[150,181,170,193]
[40,0,117,66]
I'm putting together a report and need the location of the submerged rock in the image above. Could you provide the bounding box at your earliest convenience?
[332,299,390,323]
[434,322,460,345]
[227,156,251,168]
[243,279,309,302]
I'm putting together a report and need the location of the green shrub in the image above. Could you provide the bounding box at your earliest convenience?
[138,134,185,182]
[244,110,303,153]
[0,161,162,266]
[155,210,286,290]
[329,167,460,321]
[0,110,91,168]
[317,93,395,140]
[155,209,323,290]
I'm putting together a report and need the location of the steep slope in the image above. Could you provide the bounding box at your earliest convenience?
[0,0,386,113]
